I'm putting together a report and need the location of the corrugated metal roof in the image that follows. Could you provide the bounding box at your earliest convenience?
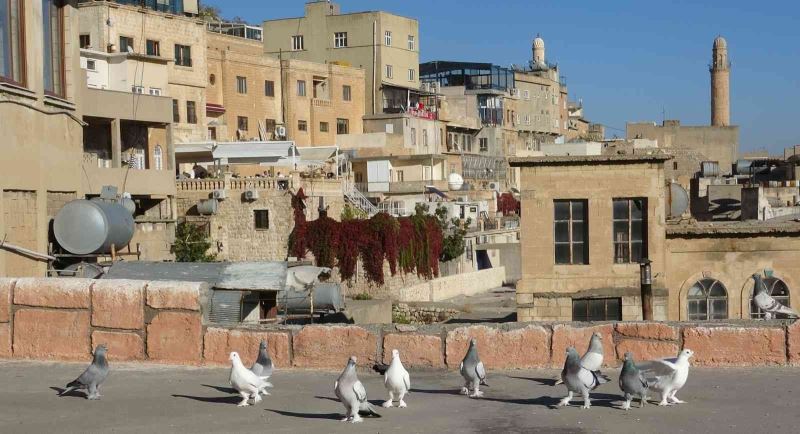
[102,261,288,291]
[216,262,287,291]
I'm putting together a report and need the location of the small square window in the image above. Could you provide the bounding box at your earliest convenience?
[264,80,275,97]
[386,64,393,79]
[119,36,134,53]
[237,116,248,131]
[334,32,348,48]
[343,85,352,101]
[146,39,160,56]
[254,210,269,230]
[236,76,247,94]
[80,34,91,49]
[407,35,415,51]
[336,118,349,135]
[408,68,415,81]
[292,35,304,51]
[86,59,96,71]
[320,122,329,132]
[298,120,308,132]
[297,80,306,97]
[384,30,392,46]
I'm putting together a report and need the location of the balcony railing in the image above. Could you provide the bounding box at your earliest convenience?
[312,98,332,108]
[176,177,293,192]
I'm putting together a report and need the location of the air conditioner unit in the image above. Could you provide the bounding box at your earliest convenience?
[430,82,439,93]
[487,181,500,191]
[275,125,287,138]
[212,189,227,200]
[244,189,259,201]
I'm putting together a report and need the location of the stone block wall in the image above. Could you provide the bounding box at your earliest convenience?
[3,277,800,369]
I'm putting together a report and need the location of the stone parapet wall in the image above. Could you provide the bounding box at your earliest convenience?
[3,278,800,369]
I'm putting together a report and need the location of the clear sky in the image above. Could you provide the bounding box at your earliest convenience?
[203,0,800,154]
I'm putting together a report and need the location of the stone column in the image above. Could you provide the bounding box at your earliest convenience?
[111,118,122,168]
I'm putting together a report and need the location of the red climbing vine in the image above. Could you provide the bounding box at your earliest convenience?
[497,192,521,216]
[288,193,443,285]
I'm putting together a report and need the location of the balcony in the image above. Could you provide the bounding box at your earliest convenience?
[312,98,332,108]
[388,180,449,195]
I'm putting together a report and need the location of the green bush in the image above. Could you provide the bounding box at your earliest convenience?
[172,222,216,262]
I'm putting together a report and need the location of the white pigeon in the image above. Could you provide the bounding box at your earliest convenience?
[636,349,694,406]
[554,332,604,386]
[382,349,411,408]
[752,273,799,319]
[229,351,269,407]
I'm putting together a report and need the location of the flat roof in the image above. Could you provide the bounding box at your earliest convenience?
[667,220,800,236]
[508,154,672,166]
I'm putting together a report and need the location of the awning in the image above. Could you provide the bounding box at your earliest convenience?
[206,103,225,114]
[297,146,338,163]
[213,141,296,160]
[426,185,448,199]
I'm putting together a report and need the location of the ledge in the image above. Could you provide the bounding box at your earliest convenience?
[0,82,37,100]
[43,95,76,111]
[508,153,672,166]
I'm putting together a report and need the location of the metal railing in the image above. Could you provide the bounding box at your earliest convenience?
[343,182,378,216]
[176,177,292,192]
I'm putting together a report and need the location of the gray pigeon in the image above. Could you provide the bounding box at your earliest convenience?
[250,340,274,395]
[554,332,604,386]
[619,351,649,410]
[557,347,610,409]
[459,338,487,398]
[752,273,798,319]
[59,344,109,400]
[334,356,380,423]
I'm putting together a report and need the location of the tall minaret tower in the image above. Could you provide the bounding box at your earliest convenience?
[532,34,545,66]
[710,36,730,126]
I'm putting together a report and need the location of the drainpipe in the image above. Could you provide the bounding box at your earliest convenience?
[372,20,377,114]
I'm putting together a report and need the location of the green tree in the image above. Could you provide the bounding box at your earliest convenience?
[199,5,222,21]
[434,205,471,262]
[173,222,216,262]
[341,203,367,221]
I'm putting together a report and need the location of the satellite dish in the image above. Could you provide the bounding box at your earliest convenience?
[669,183,689,218]
[447,173,464,191]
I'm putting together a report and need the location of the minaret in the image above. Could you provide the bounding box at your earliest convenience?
[532,34,545,66]
[710,36,730,126]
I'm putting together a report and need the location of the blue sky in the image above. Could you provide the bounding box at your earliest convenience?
[203,0,800,154]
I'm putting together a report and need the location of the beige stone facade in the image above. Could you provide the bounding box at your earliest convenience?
[1,0,85,277]
[511,154,800,322]
[263,1,419,116]
[206,32,365,147]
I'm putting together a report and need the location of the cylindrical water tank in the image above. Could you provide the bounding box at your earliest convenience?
[447,173,464,191]
[54,199,135,254]
[197,199,219,215]
[700,161,720,178]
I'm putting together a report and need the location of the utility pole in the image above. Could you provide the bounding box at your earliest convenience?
[640,258,653,320]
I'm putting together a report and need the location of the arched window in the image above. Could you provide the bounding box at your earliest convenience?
[751,277,791,319]
[687,278,728,320]
[154,145,163,170]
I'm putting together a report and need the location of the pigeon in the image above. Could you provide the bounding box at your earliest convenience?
[59,344,109,400]
[250,340,274,395]
[382,349,411,408]
[752,273,798,319]
[619,352,649,410]
[554,332,604,386]
[229,351,269,407]
[636,349,694,406]
[557,347,610,409]
[459,338,487,398]
[334,356,380,423]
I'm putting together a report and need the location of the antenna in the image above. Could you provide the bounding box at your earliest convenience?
[661,106,666,123]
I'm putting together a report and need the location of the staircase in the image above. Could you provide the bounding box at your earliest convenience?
[343,182,378,217]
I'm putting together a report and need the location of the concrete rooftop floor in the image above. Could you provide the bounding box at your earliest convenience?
[1,360,799,433]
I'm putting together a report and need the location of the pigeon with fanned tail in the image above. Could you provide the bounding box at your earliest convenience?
[752,273,799,319]
[557,347,610,409]
[554,332,604,386]
[59,344,109,400]
[334,356,381,423]
[229,352,269,407]
[250,340,274,395]
[636,349,693,406]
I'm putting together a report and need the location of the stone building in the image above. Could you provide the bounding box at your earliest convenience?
[206,31,365,147]
[78,0,208,143]
[1,0,85,277]
[510,154,800,322]
[263,1,419,116]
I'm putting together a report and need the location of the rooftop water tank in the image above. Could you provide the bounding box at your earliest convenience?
[448,173,464,191]
[54,199,135,255]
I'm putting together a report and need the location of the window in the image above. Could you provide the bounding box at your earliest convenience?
[385,64,393,79]
[411,127,416,146]
[342,85,351,101]
[291,35,304,51]
[119,36,134,53]
[523,90,529,100]
[236,76,247,94]
[265,118,276,132]
[407,35,415,50]
[336,118,349,135]
[320,122,329,132]
[174,44,192,67]
[172,99,180,123]
[479,138,488,152]
[153,145,163,170]
[751,277,791,319]
[422,129,428,147]
[334,32,347,48]
[297,80,306,96]
[573,298,621,321]
[43,0,64,96]
[297,120,307,131]
[254,210,269,230]
[554,200,589,265]
[687,278,728,320]
[237,116,248,131]
[148,88,161,96]
[264,80,274,97]
[86,60,96,71]
[408,68,415,81]
[131,85,144,94]
[673,162,678,170]
[186,101,197,124]
[395,170,405,182]
[613,198,647,264]
[146,39,160,56]
[384,30,392,46]
[79,34,91,49]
